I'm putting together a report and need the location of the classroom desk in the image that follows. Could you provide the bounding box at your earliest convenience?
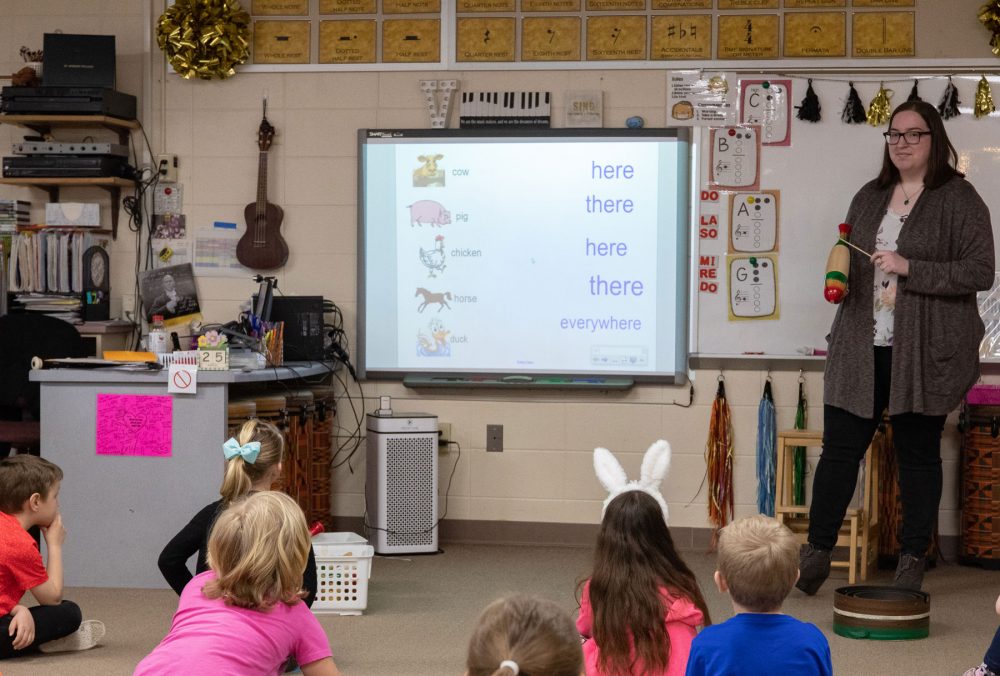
[29,361,332,588]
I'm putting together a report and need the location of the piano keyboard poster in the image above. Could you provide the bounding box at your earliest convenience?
[459,91,551,127]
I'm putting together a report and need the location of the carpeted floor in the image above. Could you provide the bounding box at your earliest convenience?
[2,543,998,675]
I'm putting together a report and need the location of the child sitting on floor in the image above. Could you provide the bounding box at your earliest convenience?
[579,441,712,676]
[685,515,832,676]
[158,418,317,607]
[963,592,1000,676]
[136,491,339,676]
[0,454,104,659]
[466,594,584,676]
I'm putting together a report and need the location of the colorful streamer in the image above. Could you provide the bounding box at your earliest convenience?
[756,379,776,516]
[793,376,808,505]
[707,377,734,545]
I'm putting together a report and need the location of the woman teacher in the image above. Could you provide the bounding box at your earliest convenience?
[798,100,995,594]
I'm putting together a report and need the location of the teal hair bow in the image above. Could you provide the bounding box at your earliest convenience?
[223,438,261,464]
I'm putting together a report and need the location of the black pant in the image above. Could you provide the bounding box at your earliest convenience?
[809,346,946,557]
[0,601,81,658]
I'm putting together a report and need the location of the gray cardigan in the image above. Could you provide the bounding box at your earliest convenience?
[824,175,995,417]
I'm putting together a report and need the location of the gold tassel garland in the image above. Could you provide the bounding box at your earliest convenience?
[156,0,251,80]
[975,75,996,118]
[979,1,1000,55]
[866,83,893,127]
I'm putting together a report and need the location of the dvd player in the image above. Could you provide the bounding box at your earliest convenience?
[3,155,133,179]
[1,86,136,120]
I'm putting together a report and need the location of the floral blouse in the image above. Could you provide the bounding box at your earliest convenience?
[873,210,906,346]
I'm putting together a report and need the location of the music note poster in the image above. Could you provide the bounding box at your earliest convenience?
[522,17,580,61]
[456,17,515,61]
[319,19,377,63]
[586,16,646,60]
[784,12,846,58]
[96,394,172,457]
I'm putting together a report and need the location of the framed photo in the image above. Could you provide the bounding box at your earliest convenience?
[139,263,202,326]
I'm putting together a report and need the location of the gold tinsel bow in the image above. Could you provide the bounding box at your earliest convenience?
[976,75,996,118]
[867,83,893,127]
[156,0,251,80]
[979,1,1000,55]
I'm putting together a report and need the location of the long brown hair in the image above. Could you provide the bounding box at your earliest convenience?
[876,100,963,190]
[584,491,711,675]
[466,594,583,676]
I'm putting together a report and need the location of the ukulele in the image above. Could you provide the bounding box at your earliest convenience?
[237,101,288,270]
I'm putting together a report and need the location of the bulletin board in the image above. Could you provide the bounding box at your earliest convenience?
[692,73,1000,358]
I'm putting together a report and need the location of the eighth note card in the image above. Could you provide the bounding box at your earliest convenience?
[710,126,760,191]
[727,253,778,320]
[739,79,791,146]
[729,191,779,253]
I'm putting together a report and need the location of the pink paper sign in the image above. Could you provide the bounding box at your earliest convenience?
[96,394,173,457]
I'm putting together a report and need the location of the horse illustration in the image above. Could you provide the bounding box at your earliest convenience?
[415,287,452,313]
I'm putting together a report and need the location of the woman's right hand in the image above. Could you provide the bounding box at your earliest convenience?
[994,593,1000,616]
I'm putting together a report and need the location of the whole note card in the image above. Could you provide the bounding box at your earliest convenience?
[96,394,173,457]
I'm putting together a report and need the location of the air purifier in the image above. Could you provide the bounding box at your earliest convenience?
[365,412,438,554]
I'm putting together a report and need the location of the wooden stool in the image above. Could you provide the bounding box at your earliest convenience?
[775,429,880,584]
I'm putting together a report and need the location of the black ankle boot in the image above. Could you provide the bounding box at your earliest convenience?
[893,553,926,590]
[796,544,831,595]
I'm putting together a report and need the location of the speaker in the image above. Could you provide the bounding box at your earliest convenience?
[254,295,325,361]
[365,412,438,554]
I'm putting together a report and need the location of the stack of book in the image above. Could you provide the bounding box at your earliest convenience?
[0,200,30,232]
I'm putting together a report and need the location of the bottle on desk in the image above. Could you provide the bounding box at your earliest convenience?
[147,314,170,355]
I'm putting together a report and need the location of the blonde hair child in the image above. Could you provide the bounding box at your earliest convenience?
[219,418,285,505]
[685,515,832,676]
[158,419,318,607]
[137,492,339,675]
[466,594,584,676]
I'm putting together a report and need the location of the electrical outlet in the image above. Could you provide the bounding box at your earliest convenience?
[156,154,178,183]
[438,422,452,446]
[486,424,503,452]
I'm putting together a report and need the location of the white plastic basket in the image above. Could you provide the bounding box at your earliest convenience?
[312,532,375,615]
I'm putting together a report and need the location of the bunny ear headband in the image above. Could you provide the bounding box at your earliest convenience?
[594,440,671,522]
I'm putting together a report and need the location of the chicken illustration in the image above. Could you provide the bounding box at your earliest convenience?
[419,234,447,278]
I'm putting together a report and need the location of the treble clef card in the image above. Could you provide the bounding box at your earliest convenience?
[727,253,779,320]
[709,125,760,191]
[729,191,779,253]
[739,79,791,146]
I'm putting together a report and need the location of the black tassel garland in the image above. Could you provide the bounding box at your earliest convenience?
[938,77,961,119]
[842,82,867,124]
[907,79,922,102]
[796,78,821,122]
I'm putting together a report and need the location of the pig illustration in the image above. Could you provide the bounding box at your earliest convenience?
[408,200,452,227]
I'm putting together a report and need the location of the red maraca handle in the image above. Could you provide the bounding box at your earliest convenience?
[309,521,325,537]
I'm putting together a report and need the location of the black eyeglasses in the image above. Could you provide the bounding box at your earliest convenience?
[883,130,932,145]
